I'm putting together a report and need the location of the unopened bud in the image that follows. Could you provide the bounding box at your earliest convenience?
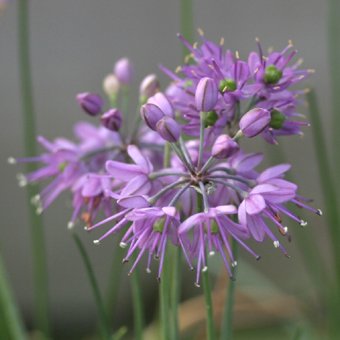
[195,77,218,112]
[239,108,271,137]
[76,92,103,116]
[140,93,173,130]
[103,74,120,97]
[101,109,122,131]
[139,74,160,103]
[114,58,134,84]
[212,134,239,159]
[156,116,181,142]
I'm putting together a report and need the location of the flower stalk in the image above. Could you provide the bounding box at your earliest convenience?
[72,233,111,340]
[17,0,50,336]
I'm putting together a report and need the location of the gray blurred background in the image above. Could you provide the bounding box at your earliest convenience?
[0,0,330,336]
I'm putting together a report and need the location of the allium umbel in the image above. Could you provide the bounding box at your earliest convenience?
[12,33,321,286]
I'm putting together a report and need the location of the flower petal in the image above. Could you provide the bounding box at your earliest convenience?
[105,160,142,180]
[127,145,153,173]
[245,194,266,215]
[257,164,291,183]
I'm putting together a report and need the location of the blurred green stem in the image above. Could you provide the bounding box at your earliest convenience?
[220,240,238,340]
[17,0,50,337]
[131,270,144,340]
[105,244,125,327]
[0,249,26,340]
[328,0,340,181]
[202,268,216,340]
[197,194,216,340]
[72,233,111,340]
[307,91,340,337]
[160,143,171,340]
[170,246,181,340]
[180,0,194,49]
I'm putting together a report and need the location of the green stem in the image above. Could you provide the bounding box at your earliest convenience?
[159,142,172,340]
[197,194,216,340]
[131,270,144,340]
[202,268,216,340]
[0,250,26,340]
[170,246,181,340]
[220,240,238,340]
[17,0,50,337]
[160,256,171,340]
[105,245,125,327]
[328,0,340,184]
[307,91,340,337]
[180,0,194,50]
[72,233,111,340]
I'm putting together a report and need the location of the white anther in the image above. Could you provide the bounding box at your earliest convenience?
[146,268,151,274]
[232,261,238,268]
[209,251,215,257]
[317,209,323,216]
[202,266,208,272]
[93,240,100,245]
[300,220,308,227]
[273,240,280,248]
[17,174,27,187]
[67,221,74,230]
[119,242,127,249]
[7,157,16,164]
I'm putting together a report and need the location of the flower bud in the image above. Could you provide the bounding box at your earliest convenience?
[101,109,122,131]
[219,79,237,93]
[195,77,218,112]
[140,93,173,130]
[114,58,134,84]
[103,74,120,97]
[239,108,271,137]
[156,116,181,142]
[269,109,286,129]
[76,92,103,116]
[264,65,282,84]
[139,74,160,103]
[212,134,239,159]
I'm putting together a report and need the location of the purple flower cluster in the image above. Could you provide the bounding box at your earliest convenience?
[12,35,320,286]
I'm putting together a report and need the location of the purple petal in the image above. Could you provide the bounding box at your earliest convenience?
[178,213,203,234]
[257,164,291,182]
[105,160,142,180]
[117,195,150,208]
[127,145,153,173]
[245,194,266,215]
[120,174,152,197]
[247,214,266,242]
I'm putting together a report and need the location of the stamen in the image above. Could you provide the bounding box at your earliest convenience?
[231,261,238,267]
[202,266,208,272]
[93,240,100,245]
[273,240,280,248]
